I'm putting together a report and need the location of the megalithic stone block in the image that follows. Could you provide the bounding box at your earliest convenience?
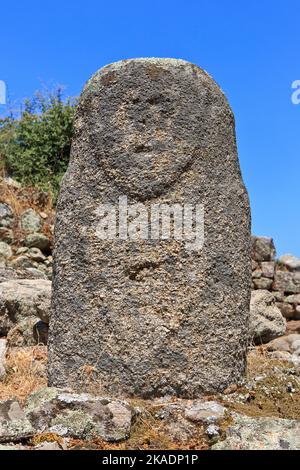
[48,59,251,397]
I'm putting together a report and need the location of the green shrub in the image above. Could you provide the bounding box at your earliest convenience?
[0,88,77,202]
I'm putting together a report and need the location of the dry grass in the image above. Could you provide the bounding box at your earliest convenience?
[0,346,47,403]
[30,432,64,447]
[247,346,296,380]
[0,176,55,249]
[221,347,300,419]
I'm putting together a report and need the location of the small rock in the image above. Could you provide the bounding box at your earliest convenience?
[0,399,34,442]
[252,236,276,262]
[0,242,12,259]
[287,383,296,393]
[3,177,21,189]
[0,203,14,228]
[27,248,46,263]
[252,260,259,271]
[185,401,226,424]
[0,279,51,335]
[253,277,273,290]
[252,269,262,279]
[285,294,300,305]
[0,228,13,244]
[277,302,295,319]
[267,337,290,352]
[250,290,286,344]
[261,261,275,279]
[268,350,293,362]
[286,320,300,335]
[267,334,300,353]
[291,338,300,352]
[290,354,300,367]
[223,384,238,394]
[254,375,264,382]
[0,443,27,450]
[278,254,300,271]
[273,291,285,302]
[206,424,220,438]
[11,255,33,269]
[24,233,51,253]
[20,209,42,233]
[16,247,29,255]
[0,268,18,282]
[286,333,300,345]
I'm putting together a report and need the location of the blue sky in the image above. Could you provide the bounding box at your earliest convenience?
[1,1,299,256]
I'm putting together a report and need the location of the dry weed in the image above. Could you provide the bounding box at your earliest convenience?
[0,345,47,403]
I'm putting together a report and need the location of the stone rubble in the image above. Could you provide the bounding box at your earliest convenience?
[252,237,300,320]
[0,388,299,450]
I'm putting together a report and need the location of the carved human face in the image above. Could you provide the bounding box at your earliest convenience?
[92,82,207,201]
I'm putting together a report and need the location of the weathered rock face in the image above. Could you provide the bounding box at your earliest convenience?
[20,209,42,233]
[251,239,300,320]
[252,236,276,262]
[48,58,251,397]
[25,388,133,442]
[0,389,133,443]
[0,399,34,442]
[278,254,300,271]
[212,414,300,450]
[0,279,51,335]
[24,233,51,253]
[249,290,286,344]
[0,203,14,228]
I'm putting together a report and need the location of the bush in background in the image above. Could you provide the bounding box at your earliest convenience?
[0,88,77,202]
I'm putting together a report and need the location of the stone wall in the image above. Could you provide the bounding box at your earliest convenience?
[252,236,300,320]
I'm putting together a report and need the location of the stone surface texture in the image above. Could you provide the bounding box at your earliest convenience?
[25,388,133,442]
[48,58,251,397]
[212,413,300,450]
[0,279,51,335]
[249,290,286,344]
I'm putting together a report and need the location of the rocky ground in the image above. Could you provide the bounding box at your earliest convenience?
[0,177,300,450]
[0,346,299,450]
